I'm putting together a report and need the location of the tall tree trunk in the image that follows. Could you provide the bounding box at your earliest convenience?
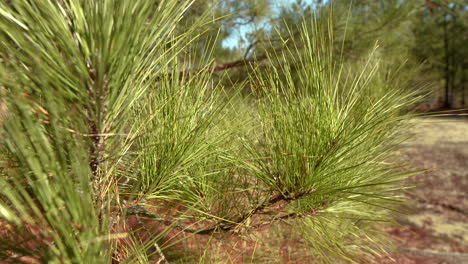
[462,69,466,107]
[443,12,451,108]
[449,60,456,106]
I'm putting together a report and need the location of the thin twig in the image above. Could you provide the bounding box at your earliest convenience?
[135,214,169,264]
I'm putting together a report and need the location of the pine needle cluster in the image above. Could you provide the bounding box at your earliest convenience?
[0,1,423,263]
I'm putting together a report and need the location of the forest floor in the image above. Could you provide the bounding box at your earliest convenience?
[375,117,468,264]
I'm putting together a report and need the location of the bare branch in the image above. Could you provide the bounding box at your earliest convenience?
[212,56,267,72]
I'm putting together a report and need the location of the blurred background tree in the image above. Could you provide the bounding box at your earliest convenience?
[192,0,466,108]
[412,0,467,108]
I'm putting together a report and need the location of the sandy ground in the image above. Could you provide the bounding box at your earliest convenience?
[378,117,468,264]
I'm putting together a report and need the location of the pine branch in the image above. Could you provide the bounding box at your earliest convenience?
[126,190,316,235]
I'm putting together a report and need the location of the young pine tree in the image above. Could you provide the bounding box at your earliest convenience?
[0,1,423,263]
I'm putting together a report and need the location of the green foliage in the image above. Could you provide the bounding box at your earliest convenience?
[0,0,425,263]
[0,0,203,262]
[246,18,421,262]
